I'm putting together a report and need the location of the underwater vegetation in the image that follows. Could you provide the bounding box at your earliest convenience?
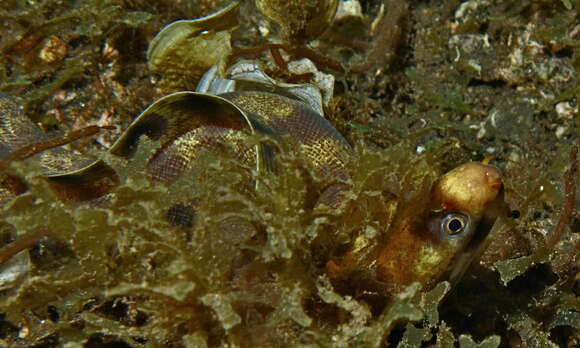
[0,0,578,347]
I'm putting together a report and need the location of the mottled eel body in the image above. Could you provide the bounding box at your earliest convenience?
[0,91,506,293]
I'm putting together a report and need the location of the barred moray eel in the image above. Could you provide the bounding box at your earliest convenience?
[0,91,507,293]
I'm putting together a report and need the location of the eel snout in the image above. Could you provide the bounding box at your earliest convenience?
[432,162,503,219]
[432,162,507,286]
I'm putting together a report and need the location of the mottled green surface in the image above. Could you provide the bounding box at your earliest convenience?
[0,0,578,347]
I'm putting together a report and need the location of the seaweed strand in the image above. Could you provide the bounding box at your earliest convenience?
[269,46,288,71]
[548,142,578,249]
[230,0,410,75]
[0,125,115,170]
[349,0,409,73]
[0,230,47,265]
[230,44,345,72]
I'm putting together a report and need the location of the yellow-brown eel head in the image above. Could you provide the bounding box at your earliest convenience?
[374,162,506,294]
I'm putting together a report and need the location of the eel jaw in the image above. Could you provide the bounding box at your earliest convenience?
[446,185,509,286]
[432,162,507,287]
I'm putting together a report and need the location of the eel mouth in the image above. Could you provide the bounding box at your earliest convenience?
[432,161,507,287]
[446,183,508,286]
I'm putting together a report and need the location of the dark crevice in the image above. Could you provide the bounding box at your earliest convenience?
[84,334,132,348]
[507,264,559,295]
[554,47,573,58]
[467,78,507,88]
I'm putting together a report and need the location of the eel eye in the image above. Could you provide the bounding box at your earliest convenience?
[441,213,468,236]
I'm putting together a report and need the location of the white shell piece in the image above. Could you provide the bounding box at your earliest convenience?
[196,65,236,94]
[227,61,277,86]
[285,86,324,116]
[335,0,364,22]
[0,250,30,291]
[197,60,329,117]
[287,58,335,109]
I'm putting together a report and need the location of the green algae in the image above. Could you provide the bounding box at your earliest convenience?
[458,335,501,348]
[0,134,459,346]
